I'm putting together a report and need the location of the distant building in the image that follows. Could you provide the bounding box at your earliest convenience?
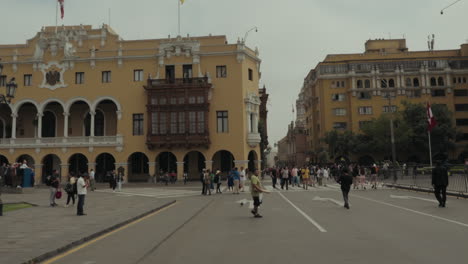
[298,38,468,163]
[277,121,307,167]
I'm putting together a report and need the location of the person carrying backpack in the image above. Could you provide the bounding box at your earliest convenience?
[65,174,77,207]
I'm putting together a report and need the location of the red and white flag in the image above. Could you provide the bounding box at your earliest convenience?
[58,0,64,19]
[427,102,437,132]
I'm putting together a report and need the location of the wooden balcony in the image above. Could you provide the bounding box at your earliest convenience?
[146,133,210,149]
[145,77,212,149]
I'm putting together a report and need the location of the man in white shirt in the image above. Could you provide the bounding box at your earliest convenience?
[77,174,88,216]
[89,169,96,191]
[239,167,246,192]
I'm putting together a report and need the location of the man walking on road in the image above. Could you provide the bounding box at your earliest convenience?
[432,161,449,208]
[250,169,269,218]
[77,174,88,216]
[89,169,96,191]
[337,167,353,209]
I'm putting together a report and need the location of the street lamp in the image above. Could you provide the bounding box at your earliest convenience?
[243,26,258,44]
[0,77,17,104]
[0,59,17,104]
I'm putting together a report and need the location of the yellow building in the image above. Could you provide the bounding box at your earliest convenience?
[301,39,468,162]
[0,25,264,183]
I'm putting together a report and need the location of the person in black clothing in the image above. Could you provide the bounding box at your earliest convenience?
[432,161,449,208]
[337,167,353,209]
[271,168,277,189]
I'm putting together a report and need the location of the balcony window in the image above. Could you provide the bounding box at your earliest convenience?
[383,105,397,113]
[151,113,158,134]
[0,75,6,87]
[133,114,144,135]
[455,104,468,111]
[159,113,167,134]
[430,77,437,87]
[333,108,346,116]
[431,89,445,97]
[24,74,32,86]
[357,80,363,88]
[75,72,84,84]
[178,112,185,133]
[216,65,227,78]
[197,96,204,104]
[134,69,144,82]
[248,68,253,81]
[364,79,371,88]
[170,112,177,134]
[102,71,111,83]
[165,65,175,83]
[358,106,373,115]
[217,111,228,133]
[197,112,204,133]
[358,92,371,99]
[183,65,193,83]
[438,77,445,86]
[331,93,345,101]
[189,112,196,134]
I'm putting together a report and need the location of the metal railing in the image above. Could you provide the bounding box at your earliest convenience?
[0,135,123,149]
[380,166,468,194]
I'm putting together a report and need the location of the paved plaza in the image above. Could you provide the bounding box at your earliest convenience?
[1,181,467,264]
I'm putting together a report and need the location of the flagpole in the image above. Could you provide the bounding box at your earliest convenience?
[428,131,433,167]
[55,0,58,33]
[178,0,181,36]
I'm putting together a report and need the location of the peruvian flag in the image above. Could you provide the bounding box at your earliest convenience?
[58,0,64,19]
[427,102,437,132]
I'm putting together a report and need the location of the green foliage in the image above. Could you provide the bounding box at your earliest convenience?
[320,101,458,162]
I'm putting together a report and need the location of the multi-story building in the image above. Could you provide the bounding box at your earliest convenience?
[0,24,265,183]
[276,121,307,167]
[300,39,468,162]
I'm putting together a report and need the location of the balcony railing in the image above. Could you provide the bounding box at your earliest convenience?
[147,77,210,88]
[0,135,123,149]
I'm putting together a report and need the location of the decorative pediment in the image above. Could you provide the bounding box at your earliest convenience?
[158,36,200,65]
[32,26,88,60]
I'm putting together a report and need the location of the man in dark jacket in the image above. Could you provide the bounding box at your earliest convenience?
[432,161,449,208]
[337,167,353,209]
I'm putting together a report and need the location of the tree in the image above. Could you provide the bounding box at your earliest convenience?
[322,130,357,160]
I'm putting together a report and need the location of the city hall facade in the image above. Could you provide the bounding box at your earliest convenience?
[0,25,266,183]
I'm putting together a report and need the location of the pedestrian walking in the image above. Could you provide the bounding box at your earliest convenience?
[337,167,353,209]
[239,167,246,192]
[271,168,278,189]
[77,174,88,215]
[323,167,329,187]
[233,167,240,194]
[432,161,449,208]
[47,170,60,207]
[249,169,270,218]
[183,172,188,185]
[204,169,211,195]
[281,167,289,190]
[89,169,96,191]
[370,164,378,189]
[358,166,366,190]
[200,169,206,195]
[215,170,222,194]
[291,167,299,187]
[65,174,77,207]
[302,167,310,190]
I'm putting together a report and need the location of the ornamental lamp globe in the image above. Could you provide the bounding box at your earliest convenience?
[6,78,17,99]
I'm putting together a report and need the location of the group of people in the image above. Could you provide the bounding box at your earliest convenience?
[46,170,89,216]
[200,167,252,195]
[0,161,35,188]
[265,163,382,191]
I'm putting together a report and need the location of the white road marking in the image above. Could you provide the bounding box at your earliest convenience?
[353,194,468,228]
[390,195,439,203]
[277,192,327,233]
[313,196,344,206]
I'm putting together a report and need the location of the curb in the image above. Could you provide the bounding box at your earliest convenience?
[385,184,468,199]
[23,200,177,264]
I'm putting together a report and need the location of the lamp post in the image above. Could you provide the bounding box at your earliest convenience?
[384,91,397,165]
[0,59,18,104]
[243,26,258,44]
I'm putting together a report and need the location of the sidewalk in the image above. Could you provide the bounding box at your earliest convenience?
[0,187,175,264]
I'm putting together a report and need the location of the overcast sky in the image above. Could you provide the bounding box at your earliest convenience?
[1,0,467,146]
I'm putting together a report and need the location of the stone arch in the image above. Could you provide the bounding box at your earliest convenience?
[156,152,178,174]
[91,96,122,113]
[83,108,106,136]
[42,154,61,183]
[183,151,205,180]
[68,153,89,176]
[38,98,66,114]
[0,116,6,138]
[388,79,395,88]
[430,77,437,87]
[0,154,8,165]
[12,99,40,115]
[42,110,58,137]
[212,150,235,174]
[95,153,116,182]
[65,97,93,113]
[128,152,149,182]
[248,150,258,172]
[437,77,445,86]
